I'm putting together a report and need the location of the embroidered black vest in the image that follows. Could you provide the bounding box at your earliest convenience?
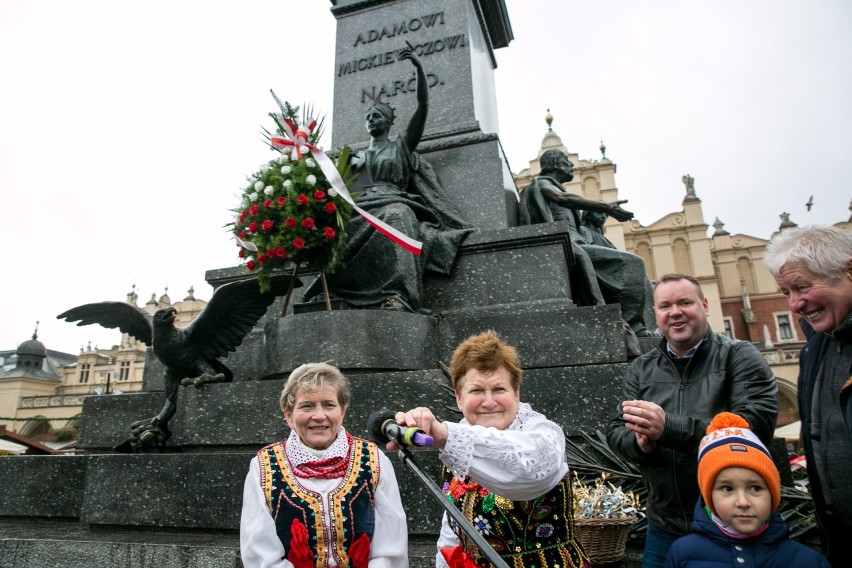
[442,467,589,568]
[258,436,380,567]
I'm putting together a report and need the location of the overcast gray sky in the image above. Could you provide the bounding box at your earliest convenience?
[1,0,850,355]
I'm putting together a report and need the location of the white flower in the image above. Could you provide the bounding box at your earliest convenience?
[300,145,310,157]
[473,515,491,535]
[264,186,275,196]
[328,187,338,197]
[283,179,293,189]
[280,165,292,175]
[254,180,265,191]
[260,163,270,172]
[306,175,317,186]
[305,157,316,168]
[279,153,290,163]
[249,192,259,202]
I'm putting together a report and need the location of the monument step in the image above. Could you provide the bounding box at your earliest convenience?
[0,520,456,568]
[0,520,644,568]
[0,519,240,568]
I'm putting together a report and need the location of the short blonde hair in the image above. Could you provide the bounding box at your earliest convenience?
[279,362,351,414]
[449,330,522,392]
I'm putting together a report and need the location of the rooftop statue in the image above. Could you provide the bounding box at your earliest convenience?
[520,149,655,337]
[302,44,471,313]
[58,277,287,452]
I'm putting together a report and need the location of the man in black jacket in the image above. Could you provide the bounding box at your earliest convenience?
[607,273,778,568]
[765,225,852,568]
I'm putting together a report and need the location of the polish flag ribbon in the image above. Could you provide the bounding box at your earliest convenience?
[269,128,422,256]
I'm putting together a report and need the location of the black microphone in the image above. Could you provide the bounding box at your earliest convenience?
[367,409,434,447]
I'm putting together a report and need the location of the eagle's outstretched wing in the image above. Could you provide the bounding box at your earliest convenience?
[183,277,289,360]
[57,302,154,345]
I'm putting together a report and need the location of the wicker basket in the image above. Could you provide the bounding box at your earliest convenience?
[574,515,636,565]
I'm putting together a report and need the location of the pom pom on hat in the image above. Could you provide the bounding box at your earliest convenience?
[706,412,750,433]
[697,412,781,514]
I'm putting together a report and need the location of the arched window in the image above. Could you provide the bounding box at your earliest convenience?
[20,418,51,438]
[737,257,756,293]
[636,242,655,280]
[673,238,692,275]
[582,177,599,200]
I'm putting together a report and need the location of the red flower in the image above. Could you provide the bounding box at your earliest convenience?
[301,217,315,230]
[324,202,337,214]
[297,194,310,205]
[261,220,273,231]
[258,253,268,265]
[263,198,273,209]
[349,533,371,568]
[239,209,248,222]
[238,249,246,259]
[293,238,305,250]
[266,248,276,258]
[441,546,479,568]
[286,519,313,568]
[324,227,336,239]
[285,217,297,229]
[275,247,287,259]
[246,260,256,271]
[249,204,260,216]
[313,190,326,202]
[277,196,287,207]
[238,231,247,239]
[248,222,258,234]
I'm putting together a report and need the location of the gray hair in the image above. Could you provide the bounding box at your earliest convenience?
[279,362,351,414]
[764,225,852,279]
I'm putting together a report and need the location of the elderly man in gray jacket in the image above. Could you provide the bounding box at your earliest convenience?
[607,273,778,568]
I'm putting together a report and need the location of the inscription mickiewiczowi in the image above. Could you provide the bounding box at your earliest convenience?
[338,10,467,104]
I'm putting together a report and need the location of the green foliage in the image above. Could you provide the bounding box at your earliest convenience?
[51,425,78,442]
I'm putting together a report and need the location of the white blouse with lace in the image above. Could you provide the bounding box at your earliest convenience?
[435,402,568,567]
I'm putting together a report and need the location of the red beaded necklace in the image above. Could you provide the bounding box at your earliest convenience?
[291,432,353,479]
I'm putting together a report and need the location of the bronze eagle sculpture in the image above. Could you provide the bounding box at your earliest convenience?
[57,277,289,452]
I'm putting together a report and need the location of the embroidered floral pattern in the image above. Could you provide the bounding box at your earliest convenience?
[473,515,491,535]
[441,468,590,568]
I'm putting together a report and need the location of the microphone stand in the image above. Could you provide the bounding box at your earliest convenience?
[396,446,510,568]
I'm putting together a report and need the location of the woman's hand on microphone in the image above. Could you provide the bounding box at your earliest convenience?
[386,407,448,451]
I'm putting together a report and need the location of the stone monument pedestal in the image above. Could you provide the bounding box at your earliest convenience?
[0,2,644,566]
[0,222,637,567]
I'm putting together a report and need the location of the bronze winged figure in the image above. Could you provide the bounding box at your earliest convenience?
[58,277,288,452]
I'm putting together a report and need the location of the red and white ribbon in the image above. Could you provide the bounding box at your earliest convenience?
[310,148,422,256]
[271,117,317,161]
[270,127,423,256]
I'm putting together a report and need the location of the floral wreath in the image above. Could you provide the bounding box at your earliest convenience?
[230,95,353,292]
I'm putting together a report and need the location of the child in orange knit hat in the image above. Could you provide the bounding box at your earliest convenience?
[664,412,829,568]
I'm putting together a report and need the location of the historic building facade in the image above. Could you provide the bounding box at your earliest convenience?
[0,286,205,440]
[514,115,851,426]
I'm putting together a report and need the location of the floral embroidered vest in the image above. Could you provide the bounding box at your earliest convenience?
[442,467,590,568]
[258,437,380,567]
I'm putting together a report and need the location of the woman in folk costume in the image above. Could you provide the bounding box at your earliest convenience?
[240,363,408,568]
[389,330,590,568]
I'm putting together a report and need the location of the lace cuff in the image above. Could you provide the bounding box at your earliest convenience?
[440,422,475,480]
